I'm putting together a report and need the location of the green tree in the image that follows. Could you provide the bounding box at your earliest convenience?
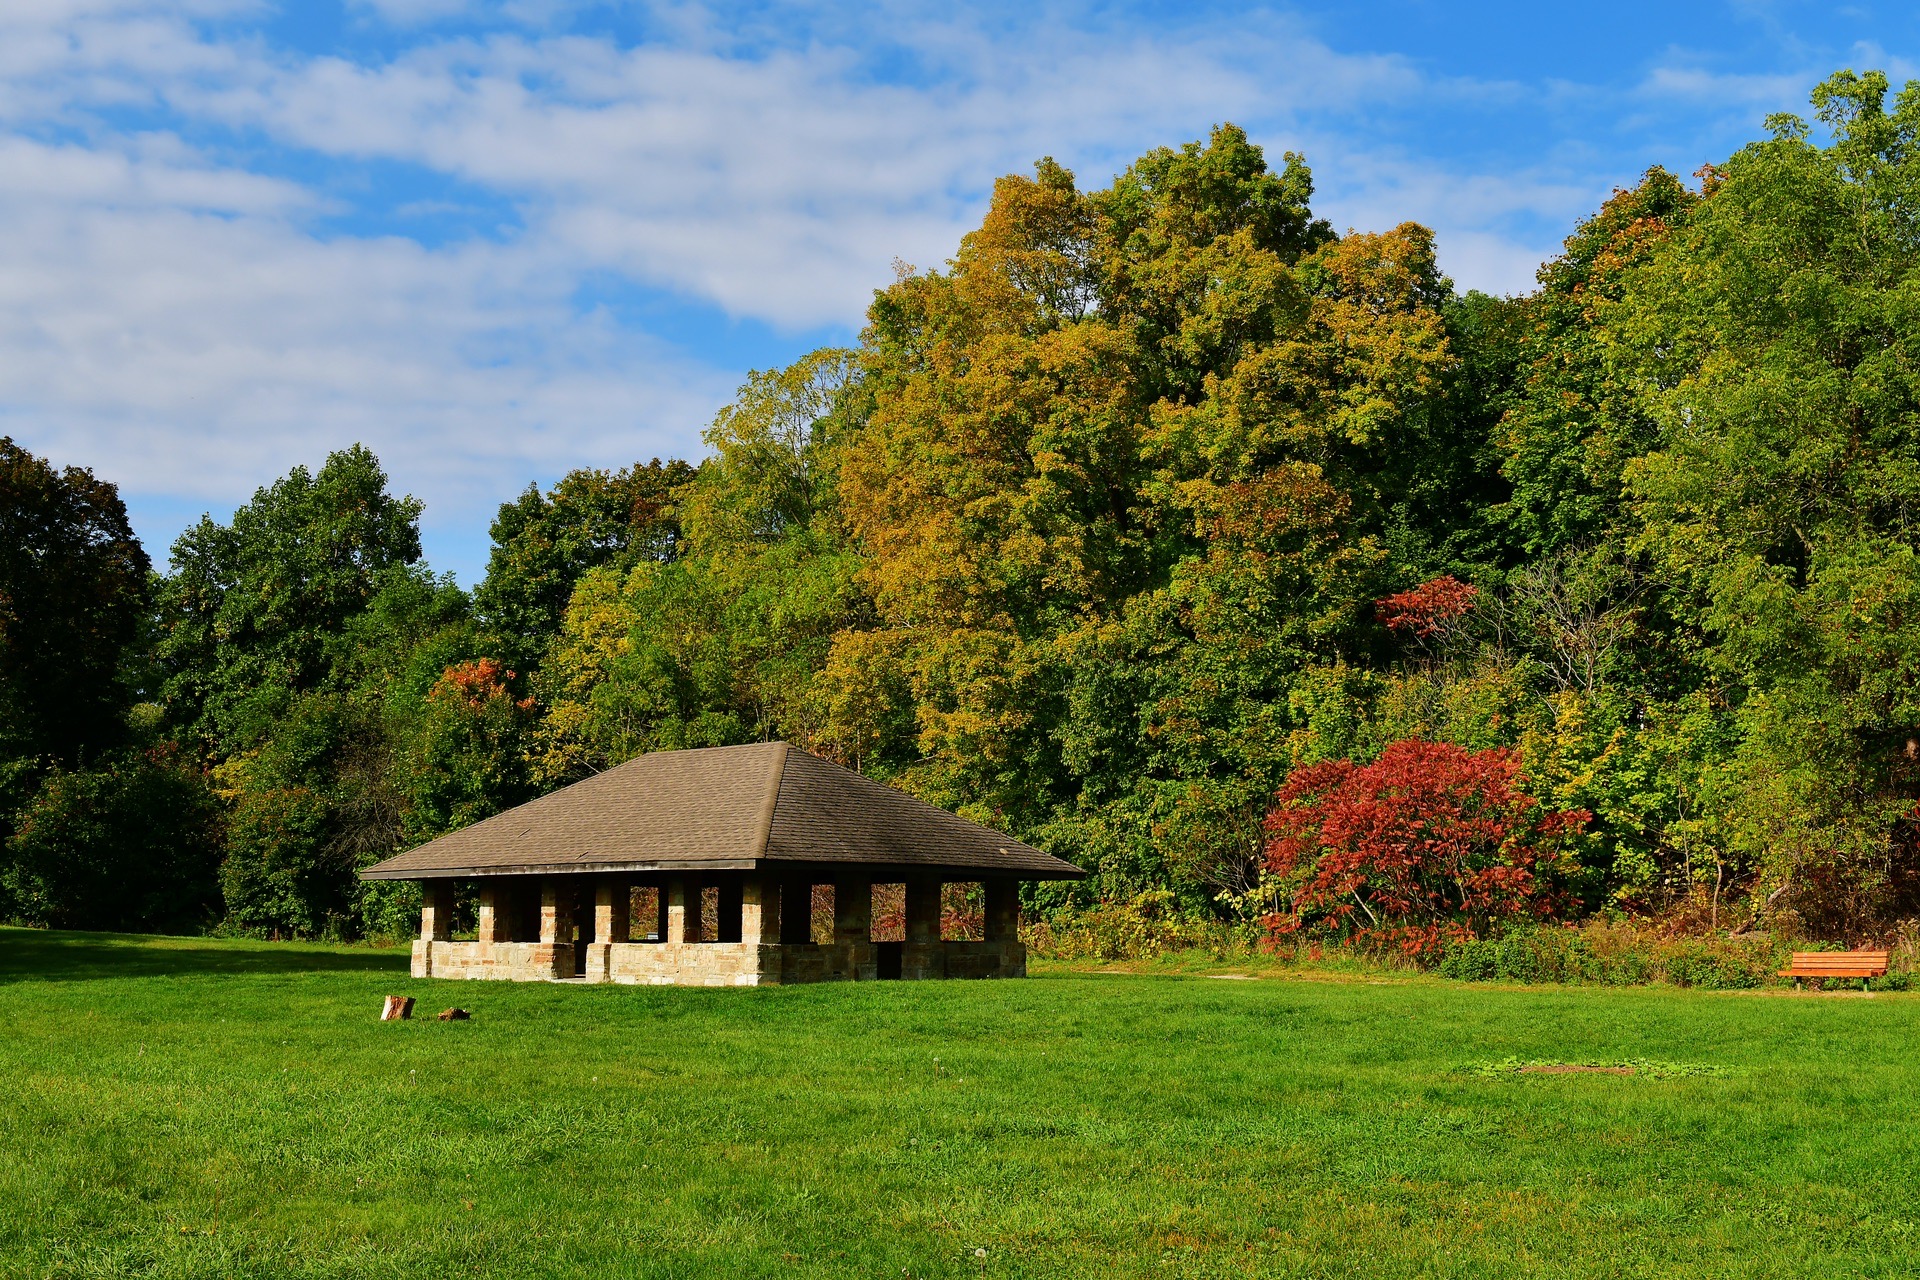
[531,355,868,782]
[1495,168,1697,558]
[401,657,538,837]
[0,437,151,768]
[4,747,222,932]
[475,458,696,673]
[1619,71,1920,929]
[156,444,424,756]
[151,445,517,937]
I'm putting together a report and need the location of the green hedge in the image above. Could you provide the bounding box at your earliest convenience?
[1437,924,1915,990]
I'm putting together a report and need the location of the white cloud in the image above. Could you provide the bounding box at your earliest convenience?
[1637,64,1808,107]
[0,135,313,213]
[0,2,252,121]
[163,19,1439,327]
[1428,230,1554,297]
[0,136,731,566]
[347,0,477,25]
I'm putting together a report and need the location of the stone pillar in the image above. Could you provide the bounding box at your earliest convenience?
[717,877,744,943]
[903,874,944,981]
[833,873,872,943]
[421,881,454,941]
[742,875,781,945]
[985,880,1020,940]
[834,871,875,980]
[539,882,572,944]
[476,882,508,944]
[667,877,699,944]
[413,880,455,978]
[595,879,630,943]
[779,878,813,945]
[905,877,941,943]
[984,879,1026,978]
[585,879,628,983]
[538,880,574,979]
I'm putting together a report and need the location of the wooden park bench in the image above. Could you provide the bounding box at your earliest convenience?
[1779,950,1889,990]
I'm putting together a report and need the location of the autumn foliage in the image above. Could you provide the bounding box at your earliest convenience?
[1374,575,1478,641]
[1263,740,1588,957]
[24,78,1920,944]
[430,658,532,712]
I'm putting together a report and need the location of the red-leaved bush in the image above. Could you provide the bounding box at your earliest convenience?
[430,657,533,711]
[1263,739,1588,959]
[1375,575,1478,641]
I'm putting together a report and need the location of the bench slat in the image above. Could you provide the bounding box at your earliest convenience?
[1789,959,1889,968]
[1779,950,1890,979]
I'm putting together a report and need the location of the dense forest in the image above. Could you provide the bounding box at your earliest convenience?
[7,71,1920,951]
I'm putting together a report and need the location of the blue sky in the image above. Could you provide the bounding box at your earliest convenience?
[4,1,1916,585]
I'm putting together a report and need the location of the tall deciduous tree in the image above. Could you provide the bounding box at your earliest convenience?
[837,127,1469,905]
[475,458,695,673]
[150,445,507,937]
[1497,169,1697,558]
[156,444,424,755]
[531,355,868,783]
[0,438,150,768]
[1620,71,1920,926]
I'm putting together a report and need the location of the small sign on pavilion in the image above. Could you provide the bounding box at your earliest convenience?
[359,741,1084,985]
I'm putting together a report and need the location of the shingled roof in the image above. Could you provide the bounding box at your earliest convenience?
[359,741,1083,880]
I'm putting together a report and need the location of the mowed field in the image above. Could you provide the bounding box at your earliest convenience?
[3,930,1918,1279]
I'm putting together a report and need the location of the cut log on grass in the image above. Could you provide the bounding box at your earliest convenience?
[437,1008,470,1021]
[381,996,415,1021]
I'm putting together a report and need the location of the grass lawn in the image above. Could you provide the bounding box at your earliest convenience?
[4,929,1918,1278]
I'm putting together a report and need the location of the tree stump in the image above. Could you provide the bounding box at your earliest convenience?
[381,995,415,1021]
[437,1008,470,1021]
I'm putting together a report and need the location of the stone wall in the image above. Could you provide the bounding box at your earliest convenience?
[943,939,1027,979]
[412,940,572,980]
[775,941,873,984]
[602,941,776,986]
[412,936,1026,984]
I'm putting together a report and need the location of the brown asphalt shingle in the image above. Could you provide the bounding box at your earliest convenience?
[359,741,1082,880]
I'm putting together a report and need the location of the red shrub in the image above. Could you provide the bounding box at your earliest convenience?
[1375,575,1478,641]
[1263,739,1587,958]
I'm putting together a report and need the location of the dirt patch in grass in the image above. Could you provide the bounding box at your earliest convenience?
[1467,1057,1727,1080]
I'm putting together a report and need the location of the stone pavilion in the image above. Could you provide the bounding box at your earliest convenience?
[359,741,1084,985]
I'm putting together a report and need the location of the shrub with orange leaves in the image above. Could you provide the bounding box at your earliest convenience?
[1374,575,1478,642]
[429,657,533,713]
[1263,739,1587,959]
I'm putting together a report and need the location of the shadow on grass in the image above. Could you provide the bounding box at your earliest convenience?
[0,927,408,983]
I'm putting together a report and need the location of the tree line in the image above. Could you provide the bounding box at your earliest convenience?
[6,71,1920,946]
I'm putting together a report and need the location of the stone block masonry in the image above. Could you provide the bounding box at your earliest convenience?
[410,870,1027,986]
[411,936,1026,985]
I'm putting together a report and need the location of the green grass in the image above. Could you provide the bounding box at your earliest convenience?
[4,929,1919,1279]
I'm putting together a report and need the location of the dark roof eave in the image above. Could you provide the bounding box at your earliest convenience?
[360,855,1086,882]
[757,856,1085,880]
[359,857,762,881]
